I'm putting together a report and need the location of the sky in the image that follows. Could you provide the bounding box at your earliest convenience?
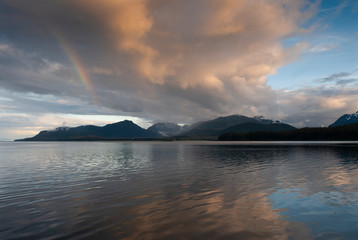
[0,0,358,140]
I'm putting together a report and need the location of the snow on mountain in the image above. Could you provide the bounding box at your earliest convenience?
[329,111,358,127]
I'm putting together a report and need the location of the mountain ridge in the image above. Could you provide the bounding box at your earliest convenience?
[218,122,296,135]
[147,122,189,137]
[182,115,293,137]
[16,120,160,141]
[219,123,358,141]
[17,112,358,141]
[329,111,358,127]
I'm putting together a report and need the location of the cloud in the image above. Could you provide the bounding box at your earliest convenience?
[75,0,318,122]
[319,0,350,14]
[75,0,167,84]
[319,72,352,83]
[315,71,358,87]
[90,67,117,76]
[0,43,80,95]
[309,43,338,52]
[0,0,325,138]
[336,79,358,86]
[276,85,358,127]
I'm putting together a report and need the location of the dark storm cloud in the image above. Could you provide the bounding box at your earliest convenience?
[0,42,95,102]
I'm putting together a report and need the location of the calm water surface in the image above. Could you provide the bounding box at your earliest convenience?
[1,141,358,239]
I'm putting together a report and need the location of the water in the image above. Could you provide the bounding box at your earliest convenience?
[1,141,358,240]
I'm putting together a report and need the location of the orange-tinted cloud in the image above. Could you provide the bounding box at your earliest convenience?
[76,0,170,84]
[74,0,318,94]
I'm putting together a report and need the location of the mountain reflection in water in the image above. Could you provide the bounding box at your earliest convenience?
[1,142,358,239]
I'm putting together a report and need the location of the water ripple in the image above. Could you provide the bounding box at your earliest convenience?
[1,142,358,239]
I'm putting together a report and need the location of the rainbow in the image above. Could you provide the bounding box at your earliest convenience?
[53,31,97,102]
[2,3,97,102]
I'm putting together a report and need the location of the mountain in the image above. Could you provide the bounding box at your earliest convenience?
[329,111,358,127]
[147,123,188,137]
[183,115,256,136]
[219,123,358,141]
[15,115,295,141]
[16,120,160,141]
[219,122,296,134]
[182,115,292,137]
